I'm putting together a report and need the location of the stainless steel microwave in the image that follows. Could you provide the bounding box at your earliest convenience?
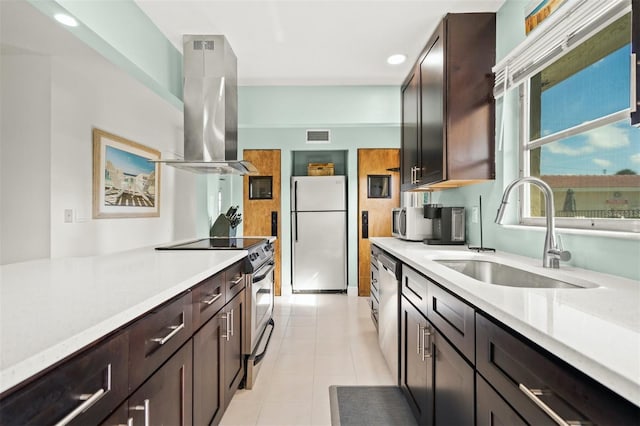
[392,207,432,241]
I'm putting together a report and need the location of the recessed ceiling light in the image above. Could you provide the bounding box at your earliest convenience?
[387,54,406,65]
[54,13,78,27]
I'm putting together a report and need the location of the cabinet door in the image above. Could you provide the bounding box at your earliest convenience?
[223,290,245,408]
[193,311,225,426]
[128,342,193,426]
[432,328,474,426]
[419,24,445,185]
[400,296,432,425]
[476,375,527,426]
[401,67,420,190]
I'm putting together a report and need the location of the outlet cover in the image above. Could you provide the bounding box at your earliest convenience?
[64,209,73,223]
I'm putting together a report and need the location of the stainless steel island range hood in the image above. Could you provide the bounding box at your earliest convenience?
[157,35,257,175]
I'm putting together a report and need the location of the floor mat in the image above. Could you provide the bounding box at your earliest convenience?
[329,385,418,426]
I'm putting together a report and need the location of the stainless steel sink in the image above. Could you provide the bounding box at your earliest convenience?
[434,259,595,289]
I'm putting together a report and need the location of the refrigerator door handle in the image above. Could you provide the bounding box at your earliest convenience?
[294,181,298,212]
[294,212,298,242]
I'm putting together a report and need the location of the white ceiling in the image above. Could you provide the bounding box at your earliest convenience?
[135,0,505,86]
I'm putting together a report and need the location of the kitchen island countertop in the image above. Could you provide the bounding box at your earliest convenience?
[0,244,247,394]
[370,237,640,406]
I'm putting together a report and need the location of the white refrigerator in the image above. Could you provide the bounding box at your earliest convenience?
[291,176,347,292]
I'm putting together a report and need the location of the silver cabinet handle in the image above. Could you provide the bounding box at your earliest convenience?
[203,293,222,305]
[519,384,572,426]
[54,364,112,426]
[417,323,423,356]
[151,313,185,345]
[127,418,134,426]
[422,324,433,361]
[130,399,150,426]
[222,313,230,341]
[230,309,234,336]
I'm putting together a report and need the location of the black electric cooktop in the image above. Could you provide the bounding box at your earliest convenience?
[156,237,267,251]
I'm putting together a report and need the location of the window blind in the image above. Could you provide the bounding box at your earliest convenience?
[493,0,631,99]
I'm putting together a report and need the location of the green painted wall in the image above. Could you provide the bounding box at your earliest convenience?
[29,0,183,109]
[238,86,401,290]
[429,0,640,281]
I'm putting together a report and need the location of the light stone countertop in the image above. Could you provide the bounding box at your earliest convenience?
[370,237,640,406]
[0,244,247,394]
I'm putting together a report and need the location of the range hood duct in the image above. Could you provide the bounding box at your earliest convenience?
[157,35,257,175]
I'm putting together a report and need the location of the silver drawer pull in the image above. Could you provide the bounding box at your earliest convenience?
[519,384,575,426]
[130,399,150,426]
[203,293,222,305]
[230,275,244,286]
[54,364,112,426]
[151,313,185,345]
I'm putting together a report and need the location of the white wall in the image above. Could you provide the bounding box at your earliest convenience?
[1,42,201,263]
[1,55,52,264]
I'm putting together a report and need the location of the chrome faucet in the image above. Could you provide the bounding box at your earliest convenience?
[495,177,571,268]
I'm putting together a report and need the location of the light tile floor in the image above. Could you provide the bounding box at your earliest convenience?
[219,289,394,426]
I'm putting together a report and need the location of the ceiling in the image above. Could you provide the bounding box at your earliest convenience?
[135,0,505,86]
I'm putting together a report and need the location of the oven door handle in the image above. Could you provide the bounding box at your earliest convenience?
[253,318,275,365]
[253,261,275,282]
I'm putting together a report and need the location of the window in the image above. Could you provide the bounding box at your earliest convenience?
[521,12,640,232]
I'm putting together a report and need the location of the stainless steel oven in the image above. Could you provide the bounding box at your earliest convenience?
[155,237,276,389]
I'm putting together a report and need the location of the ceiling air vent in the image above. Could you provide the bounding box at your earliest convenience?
[306,129,331,144]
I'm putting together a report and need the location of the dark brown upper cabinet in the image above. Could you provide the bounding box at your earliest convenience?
[401,13,496,191]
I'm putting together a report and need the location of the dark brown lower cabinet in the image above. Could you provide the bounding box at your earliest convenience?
[128,342,193,426]
[193,308,225,426]
[401,295,474,426]
[223,290,245,409]
[432,329,474,426]
[401,295,432,425]
[476,374,527,426]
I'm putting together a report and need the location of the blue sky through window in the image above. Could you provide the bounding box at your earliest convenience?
[538,44,640,175]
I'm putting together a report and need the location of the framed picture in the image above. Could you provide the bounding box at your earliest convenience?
[92,128,161,218]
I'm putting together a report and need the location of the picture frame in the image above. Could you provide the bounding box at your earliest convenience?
[92,128,161,218]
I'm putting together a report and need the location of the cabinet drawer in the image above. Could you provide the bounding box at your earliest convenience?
[476,313,640,426]
[129,292,193,391]
[427,280,475,363]
[401,265,428,316]
[225,261,246,303]
[192,271,225,330]
[0,331,129,426]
